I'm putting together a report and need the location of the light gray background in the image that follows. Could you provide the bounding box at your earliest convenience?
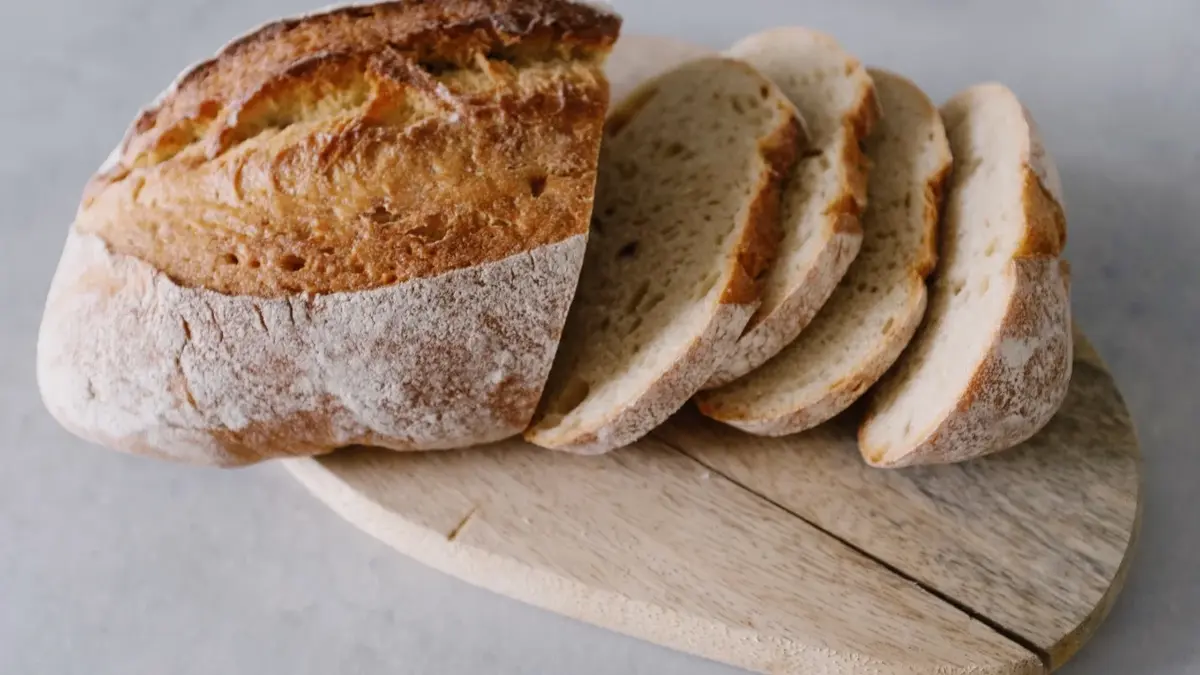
[1,1,1196,673]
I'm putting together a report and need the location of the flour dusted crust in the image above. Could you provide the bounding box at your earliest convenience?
[38,0,619,466]
[39,232,584,466]
[529,303,756,455]
[869,256,1073,467]
[858,83,1072,468]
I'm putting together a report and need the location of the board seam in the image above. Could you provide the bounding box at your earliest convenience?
[653,433,1053,672]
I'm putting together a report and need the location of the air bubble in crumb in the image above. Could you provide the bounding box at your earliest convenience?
[367,205,395,224]
[529,174,548,198]
[279,254,306,272]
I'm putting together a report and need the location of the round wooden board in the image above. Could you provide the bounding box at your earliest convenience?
[287,327,1140,675]
[285,37,1141,675]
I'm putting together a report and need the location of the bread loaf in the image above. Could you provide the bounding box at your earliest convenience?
[703,27,879,388]
[37,0,620,466]
[697,68,952,436]
[525,57,802,455]
[858,82,1072,468]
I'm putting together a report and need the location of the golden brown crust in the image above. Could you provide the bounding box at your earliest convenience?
[1016,168,1068,257]
[915,163,953,278]
[78,0,619,298]
[732,75,874,334]
[720,112,803,306]
[842,84,880,212]
[119,1,618,169]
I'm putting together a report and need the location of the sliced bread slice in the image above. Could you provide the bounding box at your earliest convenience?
[858,82,1072,468]
[696,69,952,436]
[702,27,880,389]
[525,57,802,455]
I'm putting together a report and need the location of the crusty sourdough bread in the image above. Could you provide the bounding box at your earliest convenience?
[37,0,620,467]
[703,27,880,389]
[524,57,802,455]
[697,68,952,436]
[858,82,1072,468]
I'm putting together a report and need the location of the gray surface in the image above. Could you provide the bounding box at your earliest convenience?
[1,0,1196,673]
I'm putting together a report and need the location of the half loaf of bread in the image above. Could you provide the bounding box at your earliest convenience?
[525,57,802,455]
[37,0,620,467]
[697,68,952,435]
[858,82,1072,468]
[703,27,880,388]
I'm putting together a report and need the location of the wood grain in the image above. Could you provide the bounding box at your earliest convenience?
[287,436,1039,675]
[656,330,1141,669]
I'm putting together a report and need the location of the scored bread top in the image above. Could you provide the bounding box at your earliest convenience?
[525,56,801,454]
[696,68,952,436]
[76,0,619,297]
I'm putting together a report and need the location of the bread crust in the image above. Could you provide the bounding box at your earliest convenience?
[113,0,618,174]
[721,114,804,307]
[38,0,618,466]
[859,84,1073,467]
[528,303,756,455]
[79,0,617,298]
[703,29,879,389]
[38,231,586,467]
[697,291,925,437]
[862,254,1073,467]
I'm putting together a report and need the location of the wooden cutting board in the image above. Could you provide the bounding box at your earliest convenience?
[286,328,1139,675]
[284,36,1142,675]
